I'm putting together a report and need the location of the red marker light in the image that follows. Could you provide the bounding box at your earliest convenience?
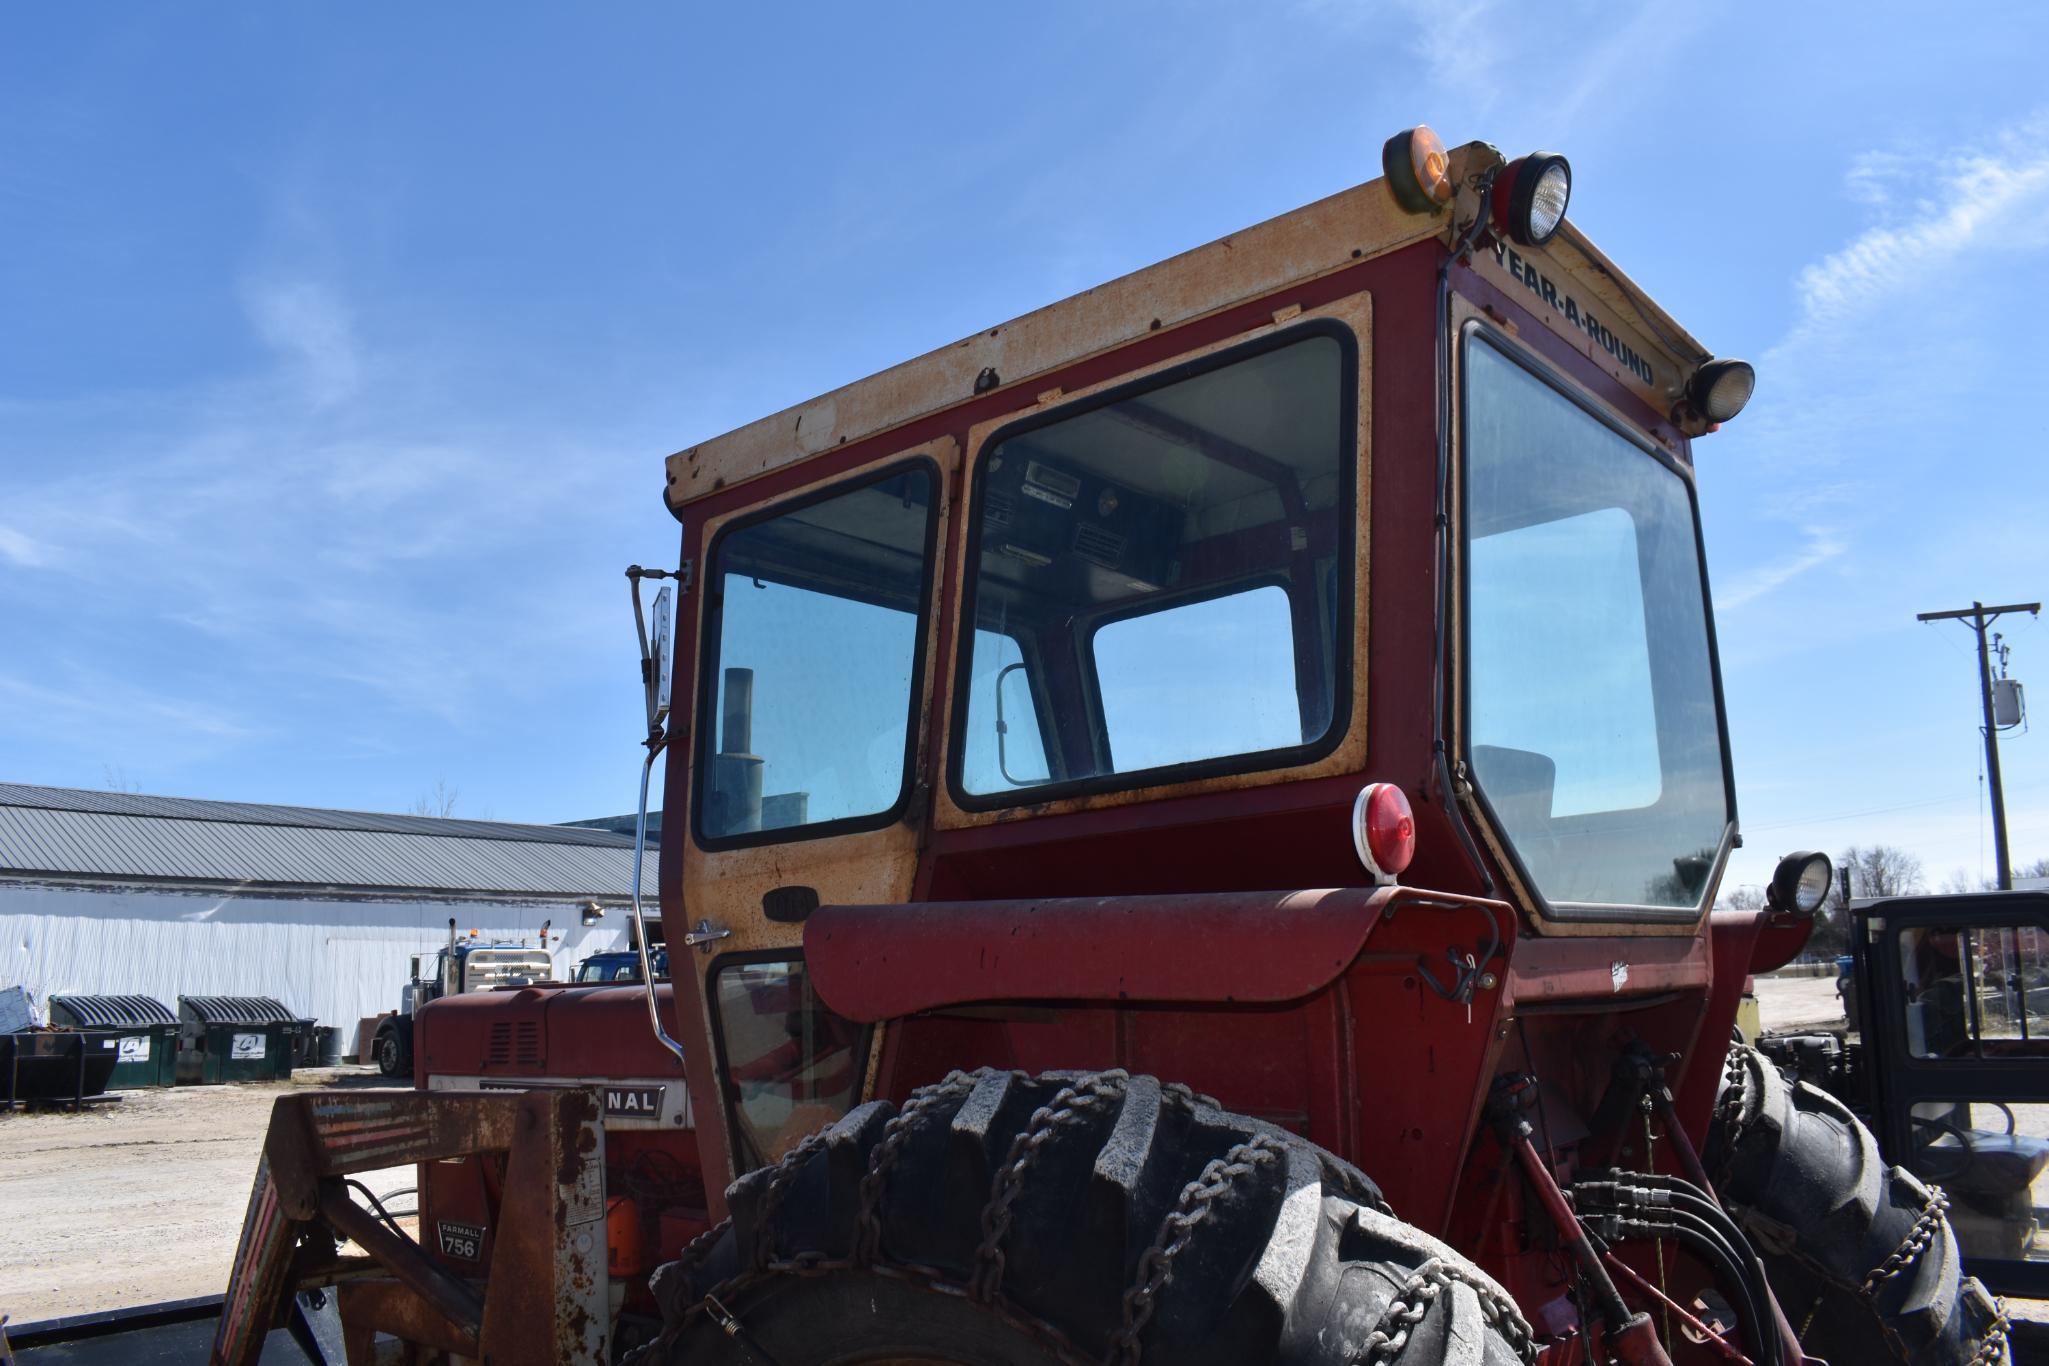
[1352,783,1417,883]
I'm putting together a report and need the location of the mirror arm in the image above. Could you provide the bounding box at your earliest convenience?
[624,563,686,1072]
[629,732,685,1072]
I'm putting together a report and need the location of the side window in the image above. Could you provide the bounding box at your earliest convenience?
[711,957,867,1172]
[1902,924,2049,1059]
[1091,586,1301,772]
[697,466,936,844]
[954,328,1354,802]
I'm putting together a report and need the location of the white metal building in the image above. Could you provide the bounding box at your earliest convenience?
[0,783,658,1034]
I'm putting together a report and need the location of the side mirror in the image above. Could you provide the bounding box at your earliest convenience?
[646,585,673,731]
[627,566,678,739]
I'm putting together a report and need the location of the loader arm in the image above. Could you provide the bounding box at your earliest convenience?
[214,1088,607,1366]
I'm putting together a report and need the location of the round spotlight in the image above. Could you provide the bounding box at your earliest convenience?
[1352,783,1417,883]
[1383,126,1453,215]
[1769,851,1834,917]
[1689,359,1756,423]
[1505,153,1571,247]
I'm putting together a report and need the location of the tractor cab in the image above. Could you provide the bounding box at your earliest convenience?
[1850,891,2049,1296]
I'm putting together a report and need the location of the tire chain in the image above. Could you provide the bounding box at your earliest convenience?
[1710,1045,1752,1183]
[972,1070,1132,1301]
[1352,1256,1537,1366]
[1970,1303,2011,1366]
[853,1067,1028,1265]
[1101,1134,1285,1366]
[751,1127,835,1271]
[1860,1183,1950,1295]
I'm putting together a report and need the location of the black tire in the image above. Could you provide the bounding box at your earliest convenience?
[640,1070,1532,1365]
[1706,1043,2011,1364]
[374,1023,411,1078]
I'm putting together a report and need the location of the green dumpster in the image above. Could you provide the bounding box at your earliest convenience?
[176,996,306,1083]
[47,995,179,1089]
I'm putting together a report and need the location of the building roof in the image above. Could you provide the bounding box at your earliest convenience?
[0,783,659,901]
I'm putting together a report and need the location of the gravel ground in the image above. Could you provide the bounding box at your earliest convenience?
[0,1066,412,1326]
[1753,972,1849,1032]
[4,1012,2042,1342]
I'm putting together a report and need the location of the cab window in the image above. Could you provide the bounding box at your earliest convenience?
[695,464,938,845]
[952,326,1354,803]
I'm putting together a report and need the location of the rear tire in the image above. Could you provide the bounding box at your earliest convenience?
[1707,1042,2011,1364]
[641,1070,1533,1365]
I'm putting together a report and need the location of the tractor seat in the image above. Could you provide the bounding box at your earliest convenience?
[1923,1130,2049,1199]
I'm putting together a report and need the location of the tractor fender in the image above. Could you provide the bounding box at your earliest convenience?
[804,886,1510,1022]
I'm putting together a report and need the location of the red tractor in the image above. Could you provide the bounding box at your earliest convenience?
[205,127,2011,1366]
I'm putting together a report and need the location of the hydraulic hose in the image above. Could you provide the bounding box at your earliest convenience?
[1578,1179,1782,1366]
[1591,1172,1801,1358]
[1583,1173,1757,1267]
[1596,1209,1780,1366]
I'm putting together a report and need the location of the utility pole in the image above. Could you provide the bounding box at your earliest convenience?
[1917,600,2040,889]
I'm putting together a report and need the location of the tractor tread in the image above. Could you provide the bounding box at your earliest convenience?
[1707,1042,2011,1365]
[640,1070,1532,1365]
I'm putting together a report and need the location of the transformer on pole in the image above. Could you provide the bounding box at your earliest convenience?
[1916,600,2040,889]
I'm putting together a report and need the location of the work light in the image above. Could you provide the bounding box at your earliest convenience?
[1769,851,1834,917]
[1352,783,1417,884]
[1503,153,1571,247]
[1688,359,1756,423]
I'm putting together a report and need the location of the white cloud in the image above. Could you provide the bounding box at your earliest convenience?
[1716,527,1846,610]
[1787,113,2049,342]
[0,524,47,567]
[0,261,668,782]
[241,276,361,406]
[1715,109,2049,615]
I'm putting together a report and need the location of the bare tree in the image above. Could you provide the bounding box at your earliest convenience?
[1802,845,1927,957]
[409,779,459,819]
[1834,845,1926,903]
[1716,885,1766,913]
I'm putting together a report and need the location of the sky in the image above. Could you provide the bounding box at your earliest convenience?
[2,4,2046,898]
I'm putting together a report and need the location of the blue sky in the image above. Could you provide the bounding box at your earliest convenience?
[2,4,2045,896]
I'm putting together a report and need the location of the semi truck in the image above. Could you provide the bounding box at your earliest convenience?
[368,921,556,1076]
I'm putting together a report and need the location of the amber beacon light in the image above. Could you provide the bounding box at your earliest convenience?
[1383,125,1453,214]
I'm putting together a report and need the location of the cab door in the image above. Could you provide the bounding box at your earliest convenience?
[666,444,954,1200]
[1860,891,2049,1296]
